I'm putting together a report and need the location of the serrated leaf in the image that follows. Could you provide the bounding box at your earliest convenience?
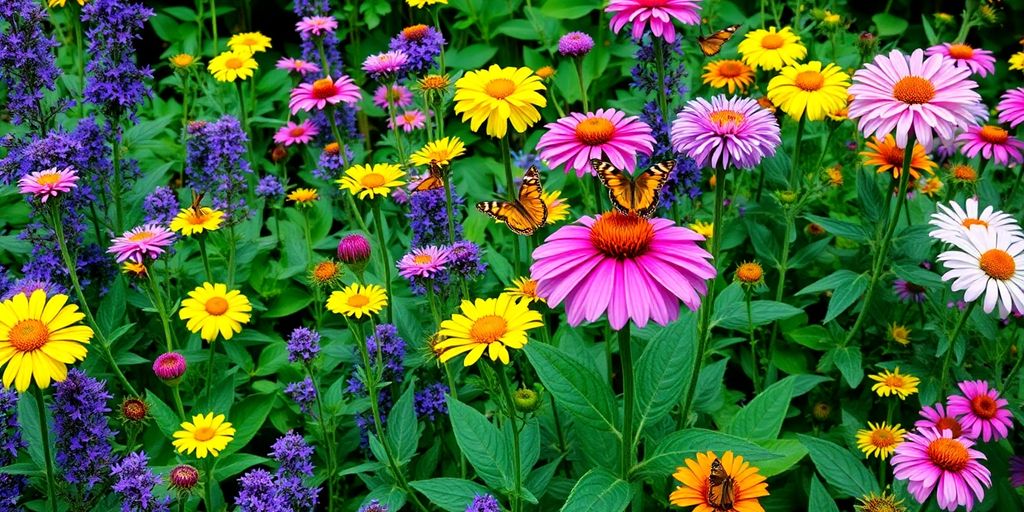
[831,346,864,388]
[524,343,619,434]
[809,474,841,512]
[824,274,868,323]
[410,478,491,512]
[634,314,697,436]
[726,376,795,441]
[447,396,512,489]
[798,434,879,498]
[560,469,632,512]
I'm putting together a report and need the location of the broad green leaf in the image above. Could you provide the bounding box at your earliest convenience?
[147,390,182,439]
[798,434,879,498]
[447,396,512,489]
[756,439,807,477]
[446,44,497,69]
[892,264,943,288]
[873,13,909,37]
[785,325,834,351]
[797,270,859,296]
[694,358,729,414]
[539,0,602,19]
[561,469,632,512]
[632,429,780,479]
[726,376,795,441]
[857,167,884,224]
[214,453,268,480]
[831,346,864,388]
[809,474,841,512]
[17,391,44,468]
[803,214,870,242]
[410,478,491,512]
[715,301,803,331]
[224,394,275,456]
[524,343,619,434]
[824,274,868,323]
[634,314,697,434]
[388,384,420,464]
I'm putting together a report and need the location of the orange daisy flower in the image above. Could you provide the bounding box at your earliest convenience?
[669,451,769,512]
[702,60,755,94]
[861,134,936,180]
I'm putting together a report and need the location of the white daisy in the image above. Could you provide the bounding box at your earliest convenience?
[937,226,1024,318]
[928,198,1022,244]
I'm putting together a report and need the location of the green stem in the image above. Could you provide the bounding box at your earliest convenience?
[746,288,761,393]
[209,0,218,51]
[197,236,214,283]
[112,127,124,233]
[499,136,522,277]
[235,80,252,164]
[147,269,175,352]
[618,325,635,479]
[939,301,977,394]
[789,116,806,188]
[226,224,237,288]
[204,457,215,512]
[172,385,186,421]
[765,214,794,384]
[195,0,203,52]
[371,200,394,324]
[1002,342,1024,392]
[574,57,589,112]
[495,363,523,512]
[307,365,336,512]
[385,81,406,164]
[205,340,217,408]
[652,38,669,124]
[315,39,331,76]
[33,386,58,512]
[443,174,457,245]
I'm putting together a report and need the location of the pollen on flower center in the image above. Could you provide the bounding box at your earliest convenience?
[589,211,655,259]
[884,375,905,388]
[948,44,975,60]
[927,438,970,472]
[205,297,229,316]
[129,231,156,242]
[311,78,338,99]
[978,125,1009,144]
[347,294,370,307]
[935,417,963,438]
[892,76,935,104]
[952,165,977,181]
[709,109,745,127]
[484,78,516,99]
[402,24,429,40]
[290,127,307,136]
[717,61,744,77]
[794,70,825,91]
[469,315,507,343]
[192,426,216,442]
[36,173,61,185]
[413,254,434,265]
[9,319,49,351]
[979,249,1015,280]
[970,394,998,419]
[760,33,785,49]
[871,430,896,447]
[360,173,387,188]
[961,218,988,229]
[313,262,338,280]
[225,57,244,70]
[575,117,616,146]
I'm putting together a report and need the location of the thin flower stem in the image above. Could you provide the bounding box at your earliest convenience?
[204,340,217,408]
[112,125,124,234]
[204,457,215,512]
[574,57,589,112]
[172,385,186,421]
[652,37,669,124]
[745,287,761,393]
[765,213,794,384]
[235,81,253,164]
[32,386,58,512]
[789,116,806,188]
[939,301,977,394]
[197,235,214,282]
[306,365,337,512]
[386,81,407,164]
[226,224,237,288]
[443,175,457,245]
[315,39,331,76]
[371,200,394,324]
[209,0,218,51]
[618,325,635,479]
[495,362,523,512]
[147,269,175,352]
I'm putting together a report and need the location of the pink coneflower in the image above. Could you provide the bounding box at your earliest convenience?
[296,16,338,37]
[847,49,985,149]
[536,109,655,177]
[372,84,413,109]
[289,75,362,114]
[276,57,320,76]
[17,166,79,203]
[108,223,176,263]
[273,119,320,146]
[892,428,991,511]
[389,110,427,132]
[152,352,186,382]
[531,212,716,330]
[670,95,781,170]
[362,51,409,80]
[1010,456,1024,487]
[926,43,996,77]
[997,88,1024,128]
[957,124,1024,167]
[607,0,701,43]
[947,380,1014,442]
[893,279,927,303]
[397,245,451,279]
[915,403,966,438]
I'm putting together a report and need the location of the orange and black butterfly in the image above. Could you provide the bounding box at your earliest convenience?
[697,24,740,57]
[189,190,206,214]
[413,161,446,193]
[591,159,674,218]
[707,458,736,510]
[476,166,548,235]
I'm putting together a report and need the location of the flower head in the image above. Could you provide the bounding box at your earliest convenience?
[289,75,361,114]
[856,422,907,459]
[337,234,372,269]
[891,428,991,511]
[558,32,594,57]
[855,492,906,512]
[0,290,92,391]
[888,323,911,345]
[738,27,807,71]
[436,295,542,366]
[689,220,714,239]
[926,43,996,77]
[406,0,446,7]
[178,283,252,342]
[671,95,781,170]
[153,352,186,383]
[391,110,427,132]
[170,207,224,237]
[389,25,445,74]
[170,53,195,69]
[735,261,764,285]
[362,51,409,81]
[766,61,850,121]
[51,369,113,492]
[997,88,1024,128]
[18,166,79,202]
[668,451,769,511]
[208,50,258,82]
[607,0,700,43]
[410,136,466,167]
[542,190,570,224]
[1011,457,1024,488]
[397,246,451,279]
[286,327,320,364]
[172,412,235,458]
[947,380,1013,442]
[373,84,413,109]
[537,108,655,177]
[337,163,406,200]
[227,32,271,54]
[276,58,320,76]
[702,60,755,94]
[465,494,500,512]
[861,135,936,180]
[287,188,319,206]
[956,124,1024,167]
[308,260,342,289]
[274,120,320,146]
[454,65,546,138]
[296,16,337,37]
[929,198,1022,244]
[503,277,544,304]
[419,73,450,92]
[169,464,199,492]
[108,223,176,263]
[937,227,1024,318]
[326,284,388,319]
[916,402,966,439]
[869,367,919,399]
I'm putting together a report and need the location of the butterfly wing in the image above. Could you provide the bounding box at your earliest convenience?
[190,191,206,214]
[630,160,674,218]
[697,24,740,56]
[707,458,736,510]
[476,166,547,235]
[413,162,445,192]
[591,159,637,215]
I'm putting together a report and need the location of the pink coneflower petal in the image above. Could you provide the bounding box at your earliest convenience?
[362,51,409,78]
[946,380,1014,442]
[537,108,655,177]
[295,15,338,37]
[389,110,427,132]
[956,124,1024,166]
[372,84,413,109]
[18,166,79,203]
[273,119,320,146]
[925,43,996,77]
[107,223,176,263]
[606,0,700,43]
[276,57,320,76]
[997,88,1024,128]
[288,75,362,114]
[891,427,991,511]
[397,245,451,279]
[916,403,967,438]
[670,95,781,170]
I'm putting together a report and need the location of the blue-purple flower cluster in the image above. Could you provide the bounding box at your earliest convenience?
[235,431,320,512]
[346,324,407,446]
[185,117,252,221]
[143,186,179,225]
[287,327,321,364]
[414,382,449,421]
[236,469,288,512]
[285,377,317,415]
[409,186,463,247]
[81,0,154,122]
[389,25,445,74]
[359,500,389,512]
[111,451,170,512]
[630,37,688,100]
[51,369,116,502]
[447,240,487,283]
[465,494,501,512]
[255,175,285,199]
[0,0,60,127]
[0,389,26,509]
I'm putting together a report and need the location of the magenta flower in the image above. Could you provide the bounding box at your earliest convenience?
[397,245,451,279]
[607,0,700,43]
[372,84,413,109]
[916,402,966,438]
[670,95,781,170]
[891,428,991,511]
[296,16,338,37]
[362,51,409,80]
[557,31,594,57]
[1011,456,1024,487]
[892,279,927,303]
[926,43,996,77]
[153,352,186,382]
[531,212,716,330]
[390,110,427,132]
[18,166,79,203]
[289,75,361,114]
[537,108,655,177]
[108,223,176,263]
[276,58,320,76]
[273,120,319,146]
[947,380,1014,442]
[997,88,1024,128]
[956,124,1024,166]
[847,49,985,149]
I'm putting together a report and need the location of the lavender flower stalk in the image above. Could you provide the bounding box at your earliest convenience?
[51,369,116,507]
[111,452,171,512]
[0,0,61,129]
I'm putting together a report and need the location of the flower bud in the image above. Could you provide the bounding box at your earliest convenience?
[169,464,200,492]
[271,144,288,163]
[812,402,832,421]
[513,388,541,413]
[735,261,764,286]
[778,190,798,204]
[153,352,186,384]
[338,234,372,273]
[120,397,149,423]
[557,31,594,57]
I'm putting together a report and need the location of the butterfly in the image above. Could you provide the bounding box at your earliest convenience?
[189,190,206,214]
[591,159,674,218]
[697,24,740,57]
[707,458,736,511]
[413,161,446,193]
[476,166,548,235]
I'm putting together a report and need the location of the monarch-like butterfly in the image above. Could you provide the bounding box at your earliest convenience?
[413,161,446,193]
[476,166,548,235]
[591,159,674,218]
[707,458,736,510]
[697,24,741,57]
[189,190,206,214]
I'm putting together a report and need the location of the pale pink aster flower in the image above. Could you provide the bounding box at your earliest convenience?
[372,84,413,109]
[847,49,986,149]
[891,427,991,512]
[295,16,338,37]
[108,223,176,263]
[18,166,78,203]
[957,124,1024,166]
[947,380,1014,442]
[276,57,320,76]
[997,88,1024,128]
[916,403,967,438]
[289,75,362,114]
[397,245,451,279]
[536,108,655,177]
[273,119,320,146]
[926,43,996,77]
[607,0,701,43]
[389,110,427,132]
[362,51,409,80]
[670,95,781,170]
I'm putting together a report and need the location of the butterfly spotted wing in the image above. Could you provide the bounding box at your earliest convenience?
[697,24,740,57]
[707,458,736,510]
[591,159,674,218]
[189,190,206,214]
[476,166,548,235]
[413,161,445,193]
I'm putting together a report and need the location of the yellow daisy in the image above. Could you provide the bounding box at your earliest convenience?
[122,261,148,278]
[541,190,570,224]
[47,0,87,7]
[178,283,252,342]
[435,295,543,366]
[170,207,224,237]
[172,412,235,458]
[337,163,406,200]
[702,59,755,94]
[503,277,544,304]
[454,65,547,138]
[918,177,943,197]
[419,74,451,92]
[888,323,911,345]
[0,290,93,392]
[287,188,319,206]
[689,220,714,239]
[1011,52,1024,71]
[738,26,807,71]
[766,61,850,121]
[227,32,272,54]
[869,367,919,400]
[406,0,447,8]
[410,137,466,167]
[169,54,196,70]
[825,164,844,186]
[856,422,906,459]
[208,50,258,82]
[326,283,388,319]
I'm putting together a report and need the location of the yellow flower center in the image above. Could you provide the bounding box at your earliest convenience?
[884,375,905,389]
[484,78,517,99]
[870,429,896,448]
[716,61,745,78]
[311,78,338,99]
[970,394,998,419]
[952,165,977,181]
[927,438,970,472]
[978,125,1009,145]
[736,262,763,283]
[241,36,258,46]
[760,33,785,49]
[192,426,217,442]
[224,57,244,70]
[8,319,49,352]
[402,24,429,40]
[360,173,387,189]
[979,249,1015,281]
[313,261,338,281]
[171,54,194,67]
[892,76,935,105]
[589,212,655,259]
[961,218,988,229]
[947,43,974,60]
[709,109,745,127]
[36,173,61,186]
[187,211,212,225]
[518,280,538,297]
[420,75,449,91]
[469,315,508,343]
[205,297,229,316]
[935,417,963,438]
[794,70,825,91]
[347,294,370,308]
[413,254,434,265]
[129,231,156,242]
[575,117,616,146]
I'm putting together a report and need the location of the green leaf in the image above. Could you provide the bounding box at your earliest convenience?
[447,396,512,489]
[809,474,841,512]
[891,264,943,289]
[263,286,313,318]
[214,453,268,480]
[797,270,860,296]
[756,439,807,477]
[410,478,491,512]
[694,359,729,414]
[831,346,864,388]
[632,429,780,479]
[921,15,938,45]
[803,214,870,242]
[857,167,885,224]
[446,44,497,69]
[539,0,602,19]
[785,325,834,351]
[634,314,697,433]
[388,385,420,464]
[872,13,909,37]
[97,277,127,337]
[788,237,834,270]
[715,301,802,332]
[17,391,44,468]
[726,376,795,441]
[524,343,619,434]
[224,394,275,456]
[798,434,879,498]
[824,274,868,323]
[146,391,182,439]
[561,469,632,512]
